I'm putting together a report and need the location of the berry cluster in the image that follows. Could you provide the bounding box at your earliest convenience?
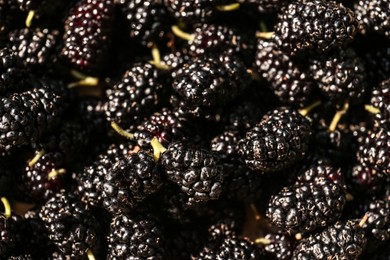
[0,0,389,259]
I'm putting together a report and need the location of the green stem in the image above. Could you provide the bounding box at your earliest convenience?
[47,169,66,180]
[87,249,96,260]
[1,197,11,219]
[171,25,195,42]
[329,102,349,132]
[111,122,134,140]
[298,101,321,117]
[149,43,171,70]
[256,31,274,39]
[150,137,167,162]
[28,149,45,168]
[364,104,380,114]
[216,3,240,11]
[254,238,271,245]
[26,10,35,27]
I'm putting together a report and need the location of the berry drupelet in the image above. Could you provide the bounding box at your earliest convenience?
[354,0,390,37]
[261,232,295,260]
[76,154,112,207]
[22,153,65,203]
[0,214,27,258]
[7,27,60,70]
[357,127,389,176]
[0,47,29,95]
[310,47,367,107]
[254,39,314,107]
[218,51,252,89]
[61,0,115,73]
[134,108,192,148]
[370,79,390,129]
[39,191,99,258]
[266,177,346,235]
[193,224,265,259]
[187,24,253,59]
[170,55,241,117]
[292,219,367,259]
[160,141,224,206]
[107,212,165,259]
[102,150,163,215]
[296,162,346,188]
[164,0,227,23]
[272,0,359,55]
[162,50,191,71]
[362,200,390,241]
[0,78,70,152]
[75,140,136,207]
[238,107,312,173]
[104,62,165,130]
[211,131,263,202]
[210,130,241,160]
[116,0,172,45]
[347,164,384,196]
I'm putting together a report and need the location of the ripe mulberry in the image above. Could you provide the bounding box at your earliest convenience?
[273,0,358,55]
[160,141,224,206]
[238,107,312,173]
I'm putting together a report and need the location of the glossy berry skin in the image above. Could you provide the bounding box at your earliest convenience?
[0,78,69,152]
[107,213,165,259]
[362,200,390,241]
[293,220,366,260]
[357,127,390,176]
[211,131,263,202]
[370,79,390,129]
[266,178,346,235]
[0,215,26,258]
[238,107,312,173]
[116,0,171,45]
[0,47,29,95]
[263,232,294,260]
[104,63,165,130]
[39,191,98,258]
[22,153,64,203]
[354,0,390,37]
[171,56,240,117]
[164,0,216,23]
[160,141,224,206]
[7,28,60,70]
[61,0,115,73]
[194,224,265,260]
[76,154,112,207]
[310,48,367,107]
[254,39,314,107]
[134,108,192,148]
[75,141,136,207]
[348,164,384,196]
[273,0,359,55]
[189,24,251,59]
[102,151,163,215]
